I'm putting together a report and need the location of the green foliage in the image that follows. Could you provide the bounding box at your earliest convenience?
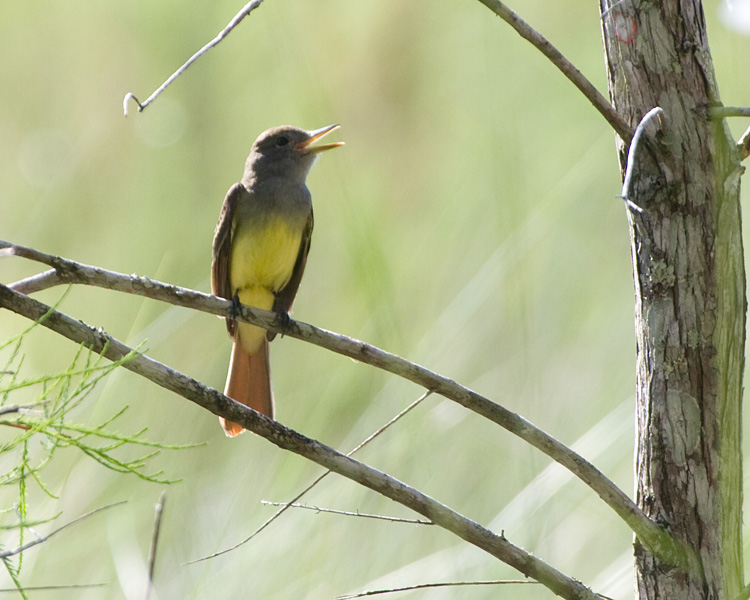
[0,319,197,593]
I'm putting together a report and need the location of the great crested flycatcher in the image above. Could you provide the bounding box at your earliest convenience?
[211,124,343,436]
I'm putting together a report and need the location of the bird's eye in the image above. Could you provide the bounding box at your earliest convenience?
[276,136,289,147]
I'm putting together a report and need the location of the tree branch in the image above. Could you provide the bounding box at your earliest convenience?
[475,0,632,142]
[192,391,432,561]
[710,106,750,119]
[7,269,62,295]
[0,584,108,593]
[259,501,434,524]
[122,0,265,116]
[145,491,166,600]
[0,282,603,600]
[335,580,539,599]
[0,502,125,559]
[0,239,682,566]
[707,105,750,160]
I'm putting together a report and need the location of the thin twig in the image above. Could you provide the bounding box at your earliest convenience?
[0,422,31,431]
[335,579,539,599]
[123,0,264,116]
[348,392,432,455]
[0,241,684,568]
[704,104,750,160]
[476,0,632,142]
[0,583,108,593]
[704,105,750,159]
[0,400,45,430]
[0,285,605,600]
[144,491,167,600]
[260,502,434,525]
[187,391,431,563]
[0,401,47,417]
[0,502,126,559]
[7,269,61,295]
[710,106,750,119]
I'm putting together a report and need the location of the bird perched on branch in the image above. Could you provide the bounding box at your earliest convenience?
[211,124,343,436]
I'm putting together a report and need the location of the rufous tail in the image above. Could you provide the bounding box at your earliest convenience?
[220,338,274,436]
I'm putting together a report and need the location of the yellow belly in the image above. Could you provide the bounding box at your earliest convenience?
[230,217,303,354]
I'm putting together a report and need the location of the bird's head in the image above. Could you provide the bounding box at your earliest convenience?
[244,124,343,185]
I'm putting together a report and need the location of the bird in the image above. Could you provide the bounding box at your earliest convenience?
[211,124,343,436]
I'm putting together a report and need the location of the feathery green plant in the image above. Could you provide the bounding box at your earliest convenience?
[0,313,198,593]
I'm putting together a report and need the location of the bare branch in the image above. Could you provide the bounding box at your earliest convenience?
[0,583,108,593]
[0,401,47,417]
[710,106,750,119]
[189,391,431,562]
[0,240,683,566]
[260,502,434,525]
[0,501,125,559]
[704,105,750,159]
[145,491,166,600]
[476,0,632,142]
[7,269,61,295]
[348,393,431,454]
[122,0,265,116]
[335,580,539,599]
[0,284,604,600]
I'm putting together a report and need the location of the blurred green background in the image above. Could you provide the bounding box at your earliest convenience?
[1,1,749,598]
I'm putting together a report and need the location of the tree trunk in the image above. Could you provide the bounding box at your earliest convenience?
[599,1,746,598]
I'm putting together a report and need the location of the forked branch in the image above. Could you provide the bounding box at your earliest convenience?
[0,240,686,568]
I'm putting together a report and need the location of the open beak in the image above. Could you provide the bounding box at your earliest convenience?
[297,124,344,153]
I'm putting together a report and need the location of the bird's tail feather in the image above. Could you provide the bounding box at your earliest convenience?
[220,337,274,437]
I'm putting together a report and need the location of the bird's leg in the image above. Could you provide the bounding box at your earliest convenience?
[276,311,292,338]
[229,292,242,321]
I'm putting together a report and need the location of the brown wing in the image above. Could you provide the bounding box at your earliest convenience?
[211,183,244,339]
[268,211,314,341]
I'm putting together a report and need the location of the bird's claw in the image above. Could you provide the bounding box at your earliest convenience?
[229,293,242,320]
[277,311,292,337]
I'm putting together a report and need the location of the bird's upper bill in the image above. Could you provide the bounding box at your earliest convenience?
[297,124,344,154]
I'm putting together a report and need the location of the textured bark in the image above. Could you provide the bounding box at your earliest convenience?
[599,1,746,599]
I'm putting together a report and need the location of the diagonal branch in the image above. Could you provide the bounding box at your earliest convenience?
[145,491,166,600]
[122,0,265,116]
[0,240,686,567]
[476,0,632,142]
[7,269,61,295]
[335,579,539,599]
[0,502,125,559]
[0,282,603,600]
[0,584,107,593]
[191,391,431,562]
[259,501,435,524]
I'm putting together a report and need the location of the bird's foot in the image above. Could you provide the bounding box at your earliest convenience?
[276,311,292,338]
[229,293,242,320]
